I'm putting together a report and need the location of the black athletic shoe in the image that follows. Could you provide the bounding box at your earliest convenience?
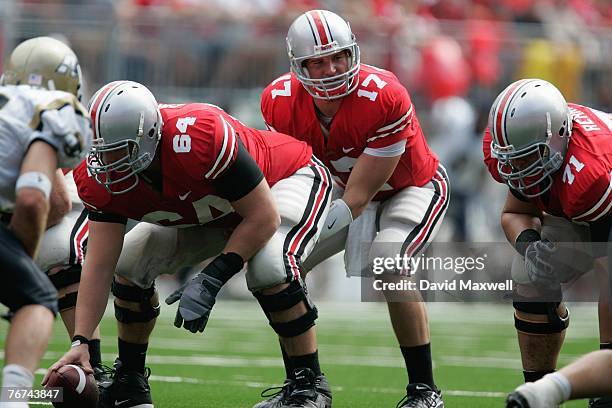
[279,368,332,408]
[396,383,444,408]
[505,391,531,408]
[253,379,296,408]
[98,358,154,408]
[93,363,113,387]
[589,396,612,408]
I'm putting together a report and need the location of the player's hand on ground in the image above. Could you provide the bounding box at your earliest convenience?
[42,344,92,385]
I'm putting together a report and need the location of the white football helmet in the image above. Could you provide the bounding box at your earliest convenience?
[1,36,83,102]
[87,81,162,195]
[286,9,360,100]
[489,79,571,197]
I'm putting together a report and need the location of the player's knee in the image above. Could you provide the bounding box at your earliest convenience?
[111,277,160,324]
[254,280,318,338]
[47,265,82,312]
[247,244,290,292]
[513,301,570,334]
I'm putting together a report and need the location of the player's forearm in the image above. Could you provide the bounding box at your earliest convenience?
[501,212,542,247]
[74,263,115,339]
[343,153,400,218]
[342,187,373,219]
[224,212,280,260]
[47,170,72,228]
[9,191,49,257]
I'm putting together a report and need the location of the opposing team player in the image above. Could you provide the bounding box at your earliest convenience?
[480,78,612,408]
[43,81,332,408]
[0,37,92,408]
[259,9,449,408]
[2,37,108,385]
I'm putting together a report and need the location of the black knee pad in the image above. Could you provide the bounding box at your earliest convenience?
[47,265,82,290]
[254,280,318,338]
[58,291,78,311]
[48,265,82,312]
[513,301,570,334]
[112,278,160,324]
[0,224,58,315]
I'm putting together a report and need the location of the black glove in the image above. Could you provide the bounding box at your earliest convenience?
[166,253,243,333]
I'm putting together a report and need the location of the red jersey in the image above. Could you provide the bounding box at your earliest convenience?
[261,64,439,201]
[75,103,312,227]
[483,103,612,223]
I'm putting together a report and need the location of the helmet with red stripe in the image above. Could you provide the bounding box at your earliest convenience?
[87,81,162,194]
[286,9,360,100]
[489,79,571,197]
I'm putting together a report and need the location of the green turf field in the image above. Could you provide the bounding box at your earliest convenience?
[0,300,601,407]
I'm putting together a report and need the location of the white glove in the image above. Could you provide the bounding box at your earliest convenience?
[319,198,353,242]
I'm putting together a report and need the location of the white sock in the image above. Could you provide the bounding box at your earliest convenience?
[0,364,34,408]
[541,372,572,405]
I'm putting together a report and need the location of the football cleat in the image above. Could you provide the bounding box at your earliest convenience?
[98,358,154,408]
[253,379,295,408]
[279,368,332,408]
[589,396,612,408]
[93,363,113,387]
[396,383,444,408]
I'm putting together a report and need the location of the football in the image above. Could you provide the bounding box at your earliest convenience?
[44,364,98,407]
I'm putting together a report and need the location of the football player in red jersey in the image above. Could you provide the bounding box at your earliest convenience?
[43,81,333,408]
[259,9,449,408]
[479,78,612,408]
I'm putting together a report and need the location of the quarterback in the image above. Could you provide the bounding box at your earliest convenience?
[259,9,449,408]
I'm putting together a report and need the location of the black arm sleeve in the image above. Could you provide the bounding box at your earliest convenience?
[213,138,265,202]
[88,211,128,225]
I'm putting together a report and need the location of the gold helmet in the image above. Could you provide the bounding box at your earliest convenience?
[1,36,83,101]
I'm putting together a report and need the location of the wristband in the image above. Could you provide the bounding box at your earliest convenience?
[515,229,541,257]
[71,335,90,348]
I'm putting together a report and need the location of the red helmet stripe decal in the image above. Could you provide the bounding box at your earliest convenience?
[307,10,331,46]
[493,79,539,147]
[89,81,121,140]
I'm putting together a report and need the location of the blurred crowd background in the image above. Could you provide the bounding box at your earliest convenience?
[0,1,610,294]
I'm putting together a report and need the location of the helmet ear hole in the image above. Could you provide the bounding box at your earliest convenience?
[559,126,565,136]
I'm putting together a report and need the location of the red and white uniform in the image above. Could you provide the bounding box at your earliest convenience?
[262,65,449,276]
[75,103,332,290]
[76,103,312,226]
[261,64,439,201]
[484,103,612,223]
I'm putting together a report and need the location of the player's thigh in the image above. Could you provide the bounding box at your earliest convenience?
[37,206,88,271]
[0,223,57,314]
[373,167,450,271]
[301,179,346,272]
[116,223,230,288]
[247,161,331,291]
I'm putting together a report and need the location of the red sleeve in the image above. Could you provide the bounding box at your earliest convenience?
[260,74,293,133]
[179,111,239,181]
[482,126,504,184]
[73,161,110,212]
[366,83,414,149]
[570,167,612,223]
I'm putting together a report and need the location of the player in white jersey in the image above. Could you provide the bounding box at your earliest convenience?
[0,37,92,408]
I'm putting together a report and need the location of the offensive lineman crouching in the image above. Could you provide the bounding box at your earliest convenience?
[43,81,332,408]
